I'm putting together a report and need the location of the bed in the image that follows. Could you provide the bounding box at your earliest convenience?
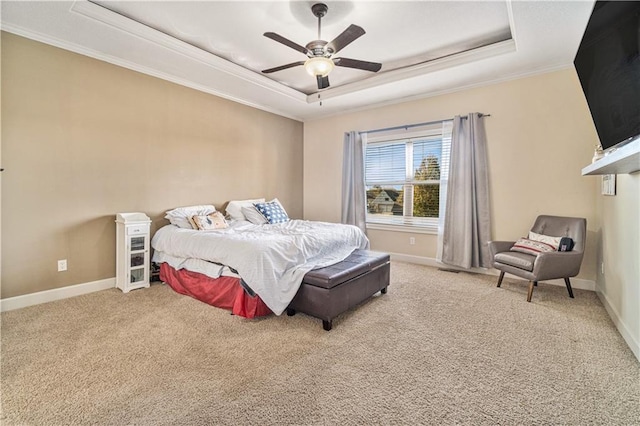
[151,216,369,317]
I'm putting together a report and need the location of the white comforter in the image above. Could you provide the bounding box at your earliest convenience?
[151,220,369,315]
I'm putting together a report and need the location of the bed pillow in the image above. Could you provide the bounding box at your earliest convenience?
[225,198,265,221]
[253,199,289,224]
[191,212,229,230]
[165,204,216,229]
[242,205,268,225]
[528,231,562,251]
[510,238,557,256]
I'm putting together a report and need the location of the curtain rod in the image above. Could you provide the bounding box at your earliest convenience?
[359,113,490,135]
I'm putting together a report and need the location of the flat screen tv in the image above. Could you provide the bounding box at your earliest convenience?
[573,1,640,151]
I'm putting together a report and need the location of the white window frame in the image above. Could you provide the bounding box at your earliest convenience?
[364,127,445,234]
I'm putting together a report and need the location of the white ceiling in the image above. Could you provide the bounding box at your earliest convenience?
[1,1,595,121]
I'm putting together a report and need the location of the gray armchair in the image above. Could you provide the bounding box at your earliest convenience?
[488,215,587,302]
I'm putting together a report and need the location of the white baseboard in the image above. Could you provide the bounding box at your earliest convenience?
[388,252,596,291]
[596,288,640,362]
[0,278,116,312]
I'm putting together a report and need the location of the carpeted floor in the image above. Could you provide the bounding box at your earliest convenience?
[1,261,638,425]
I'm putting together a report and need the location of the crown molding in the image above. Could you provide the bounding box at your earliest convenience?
[70,1,521,109]
[70,1,307,101]
[2,20,304,121]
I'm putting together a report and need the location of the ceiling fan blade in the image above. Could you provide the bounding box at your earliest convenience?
[262,61,305,74]
[263,32,310,55]
[325,24,366,54]
[333,57,382,72]
[317,75,330,90]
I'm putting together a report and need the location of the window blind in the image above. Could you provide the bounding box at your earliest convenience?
[364,123,448,230]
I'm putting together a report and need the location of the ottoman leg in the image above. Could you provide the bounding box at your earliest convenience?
[286,308,296,316]
[322,320,332,331]
[380,287,387,294]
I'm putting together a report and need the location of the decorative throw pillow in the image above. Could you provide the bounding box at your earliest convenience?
[253,199,289,224]
[191,212,229,230]
[242,205,268,225]
[165,205,216,229]
[510,238,556,256]
[528,231,562,251]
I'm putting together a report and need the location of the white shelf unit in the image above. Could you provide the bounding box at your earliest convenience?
[582,138,640,176]
[116,212,151,293]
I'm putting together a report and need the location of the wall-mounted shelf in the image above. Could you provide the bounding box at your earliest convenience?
[582,138,640,175]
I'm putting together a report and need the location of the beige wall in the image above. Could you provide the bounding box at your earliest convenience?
[304,69,599,280]
[1,32,303,299]
[595,173,640,355]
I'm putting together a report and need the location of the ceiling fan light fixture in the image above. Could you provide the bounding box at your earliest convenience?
[304,57,334,77]
[262,2,380,90]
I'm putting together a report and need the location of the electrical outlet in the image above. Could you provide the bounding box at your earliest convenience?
[57,259,67,272]
[409,237,416,245]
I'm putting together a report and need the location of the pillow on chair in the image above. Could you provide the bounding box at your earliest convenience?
[510,238,557,256]
[528,231,562,250]
[558,237,574,252]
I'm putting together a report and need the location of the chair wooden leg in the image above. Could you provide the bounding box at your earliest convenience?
[564,278,575,298]
[527,281,536,302]
[497,271,505,288]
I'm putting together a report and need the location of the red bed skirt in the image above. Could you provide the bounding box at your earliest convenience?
[159,263,272,319]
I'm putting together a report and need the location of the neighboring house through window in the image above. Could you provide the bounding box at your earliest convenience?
[364,122,451,233]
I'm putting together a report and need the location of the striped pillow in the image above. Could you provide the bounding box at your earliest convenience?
[510,238,556,256]
[528,231,562,251]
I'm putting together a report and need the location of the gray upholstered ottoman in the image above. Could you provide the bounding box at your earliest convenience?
[286,250,390,331]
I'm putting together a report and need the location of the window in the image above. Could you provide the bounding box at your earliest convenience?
[364,123,451,232]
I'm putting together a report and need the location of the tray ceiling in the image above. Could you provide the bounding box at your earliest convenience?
[1,1,595,121]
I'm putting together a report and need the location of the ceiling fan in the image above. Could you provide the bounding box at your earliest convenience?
[262,3,382,90]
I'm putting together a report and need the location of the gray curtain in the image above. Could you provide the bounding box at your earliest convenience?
[341,131,367,233]
[436,120,453,262]
[441,113,491,269]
